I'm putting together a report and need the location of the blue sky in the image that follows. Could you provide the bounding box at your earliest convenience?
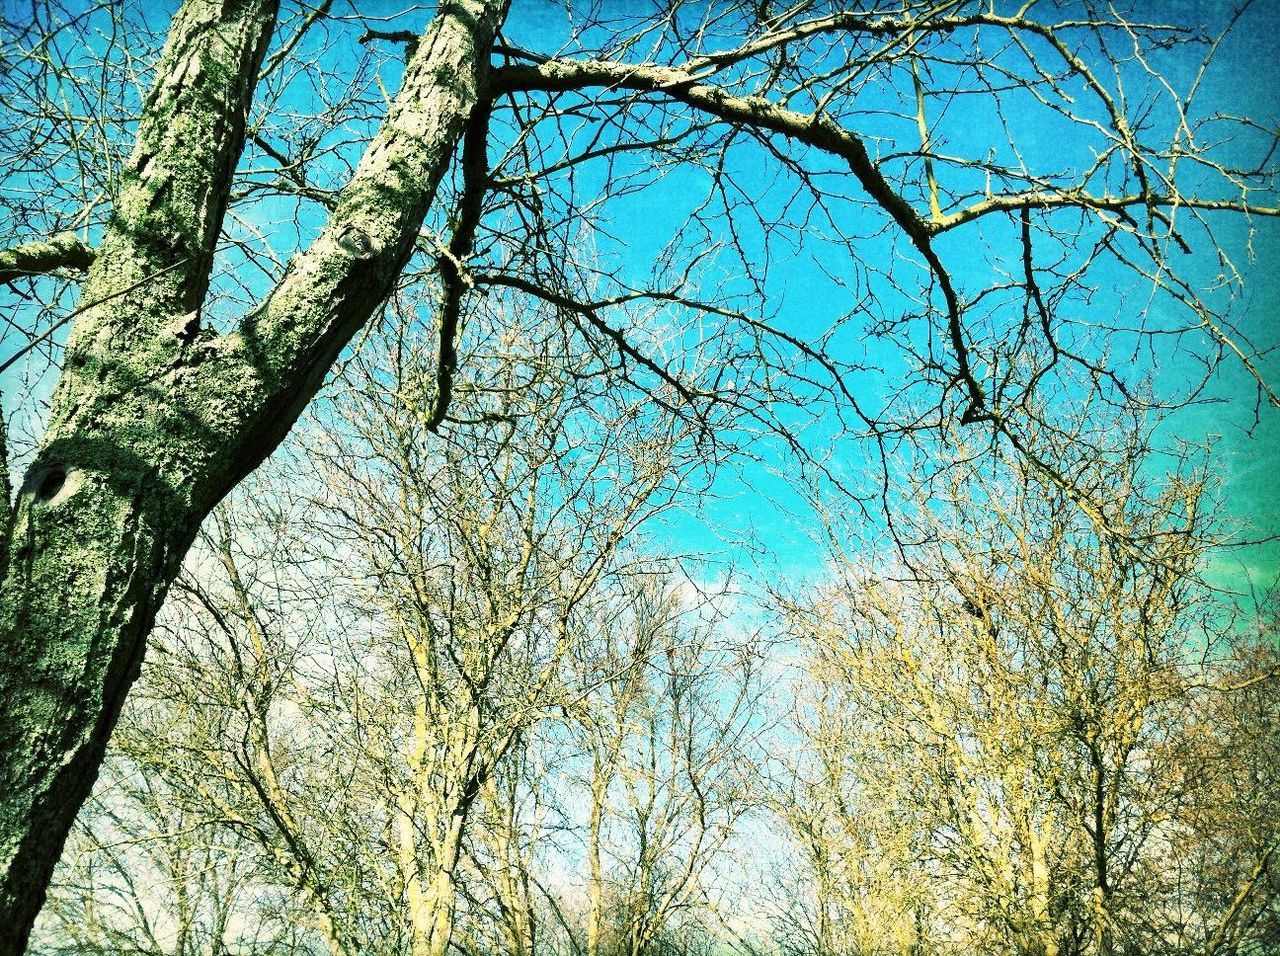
[2,0,1278,593]
[492,1,1280,588]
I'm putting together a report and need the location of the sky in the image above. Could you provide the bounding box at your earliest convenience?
[1,0,1278,597]
[499,0,1280,592]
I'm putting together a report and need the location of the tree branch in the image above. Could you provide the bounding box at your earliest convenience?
[0,234,95,284]
[474,271,702,413]
[428,101,492,432]
[214,0,510,488]
[489,58,986,419]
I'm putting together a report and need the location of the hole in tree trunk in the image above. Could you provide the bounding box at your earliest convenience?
[35,467,66,502]
[23,464,80,507]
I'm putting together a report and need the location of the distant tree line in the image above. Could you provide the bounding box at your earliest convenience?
[31,319,1279,955]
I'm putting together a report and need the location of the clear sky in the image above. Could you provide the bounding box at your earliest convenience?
[499,0,1280,590]
[2,0,1277,594]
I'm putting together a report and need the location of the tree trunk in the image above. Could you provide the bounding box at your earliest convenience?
[1089,758,1114,956]
[425,809,468,956]
[0,0,508,949]
[1029,814,1059,956]
[585,746,613,956]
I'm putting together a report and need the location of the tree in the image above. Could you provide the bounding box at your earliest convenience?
[26,302,689,954]
[1172,617,1280,955]
[563,578,759,956]
[2,0,1278,946]
[33,687,310,955]
[0,1,507,944]
[768,416,1279,955]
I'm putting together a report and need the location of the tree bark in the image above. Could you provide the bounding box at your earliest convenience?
[0,235,94,285]
[0,0,508,949]
[0,1,280,945]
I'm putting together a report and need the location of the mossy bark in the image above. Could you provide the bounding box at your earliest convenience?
[0,235,95,285]
[0,0,508,950]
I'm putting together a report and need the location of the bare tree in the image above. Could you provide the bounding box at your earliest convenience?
[2,0,1278,944]
[1172,618,1280,956]
[562,578,761,956]
[33,697,310,956]
[770,414,1278,955]
[29,300,693,954]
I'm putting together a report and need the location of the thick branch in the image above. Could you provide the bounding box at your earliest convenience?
[491,61,923,236]
[359,27,421,62]
[490,59,986,419]
[214,0,510,490]
[429,101,493,432]
[0,234,95,284]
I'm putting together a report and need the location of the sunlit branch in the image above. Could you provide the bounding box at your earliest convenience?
[0,233,95,284]
[936,190,1280,233]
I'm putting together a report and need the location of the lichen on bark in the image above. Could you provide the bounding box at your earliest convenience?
[0,0,510,951]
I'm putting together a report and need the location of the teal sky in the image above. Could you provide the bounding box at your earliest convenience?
[2,0,1278,595]
[497,1,1280,591]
